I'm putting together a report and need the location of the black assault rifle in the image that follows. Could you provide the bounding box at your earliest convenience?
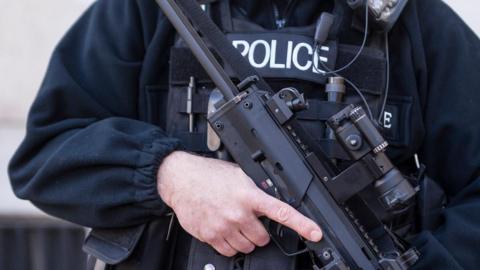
[156,0,420,269]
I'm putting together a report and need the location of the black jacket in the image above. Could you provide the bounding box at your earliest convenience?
[8,0,480,269]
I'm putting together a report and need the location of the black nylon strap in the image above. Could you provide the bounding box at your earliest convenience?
[175,132,211,152]
[296,101,348,121]
[218,0,233,32]
[178,92,210,114]
[176,0,273,92]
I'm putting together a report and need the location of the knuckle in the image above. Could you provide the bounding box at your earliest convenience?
[253,201,267,214]
[214,222,231,236]
[237,240,250,250]
[252,195,269,214]
[257,233,270,246]
[219,244,237,257]
[226,211,246,224]
[215,246,228,256]
[276,206,291,222]
[234,240,254,254]
[223,249,237,257]
[200,230,217,243]
[303,219,317,232]
[243,243,255,254]
[238,213,249,224]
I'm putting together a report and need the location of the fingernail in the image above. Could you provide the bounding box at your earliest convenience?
[310,230,323,242]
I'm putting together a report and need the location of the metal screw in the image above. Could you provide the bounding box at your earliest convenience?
[323,177,329,182]
[345,134,362,150]
[322,250,331,260]
[204,264,216,270]
[243,101,253,109]
[214,122,224,131]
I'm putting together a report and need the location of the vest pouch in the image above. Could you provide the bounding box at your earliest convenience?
[84,216,178,270]
[83,225,146,266]
[167,45,220,154]
[187,238,296,270]
[166,81,214,153]
[187,239,235,270]
[243,242,296,270]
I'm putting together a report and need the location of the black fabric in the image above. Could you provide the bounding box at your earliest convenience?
[107,216,179,270]
[296,100,347,120]
[416,175,447,231]
[83,225,146,264]
[336,44,386,94]
[174,133,210,153]
[176,0,273,92]
[230,0,334,30]
[225,34,338,85]
[170,47,214,84]
[8,0,181,229]
[6,0,480,269]
[218,0,233,32]
[187,239,235,269]
[176,93,210,114]
[380,96,414,147]
[171,38,386,93]
[187,239,297,270]
[315,139,350,160]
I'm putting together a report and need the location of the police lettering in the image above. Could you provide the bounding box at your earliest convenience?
[232,39,329,74]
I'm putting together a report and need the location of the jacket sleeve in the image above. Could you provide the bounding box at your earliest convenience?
[8,0,180,228]
[411,0,480,269]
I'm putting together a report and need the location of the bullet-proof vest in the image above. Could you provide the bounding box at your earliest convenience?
[83,2,447,269]
[165,2,417,269]
[166,2,391,162]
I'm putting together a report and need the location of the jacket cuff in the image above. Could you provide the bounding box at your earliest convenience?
[132,131,181,216]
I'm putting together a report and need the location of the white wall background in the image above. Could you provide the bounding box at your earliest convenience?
[0,0,478,215]
[0,0,96,215]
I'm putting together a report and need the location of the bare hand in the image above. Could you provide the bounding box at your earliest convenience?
[157,151,323,257]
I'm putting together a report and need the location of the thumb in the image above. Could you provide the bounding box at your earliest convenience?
[251,191,323,242]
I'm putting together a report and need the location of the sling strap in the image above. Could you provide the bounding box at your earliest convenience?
[176,0,273,93]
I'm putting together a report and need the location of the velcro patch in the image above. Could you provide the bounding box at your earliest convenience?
[226,32,337,85]
[380,96,413,147]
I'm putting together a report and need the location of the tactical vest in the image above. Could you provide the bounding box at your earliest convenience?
[166,1,391,161]
[164,1,420,270]
[84,1,447,269]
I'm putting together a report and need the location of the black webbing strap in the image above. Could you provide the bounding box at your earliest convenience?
[177,92,210,114]
[296,101,348,121]
[218,0,233,32]
[175,0,273,93]
[175,132,211,152]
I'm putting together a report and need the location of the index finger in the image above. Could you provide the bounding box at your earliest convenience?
[251,192,323,242]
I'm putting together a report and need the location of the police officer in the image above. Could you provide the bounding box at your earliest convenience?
[8,0,480,269]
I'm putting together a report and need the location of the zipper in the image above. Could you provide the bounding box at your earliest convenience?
[271,0,298,29]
